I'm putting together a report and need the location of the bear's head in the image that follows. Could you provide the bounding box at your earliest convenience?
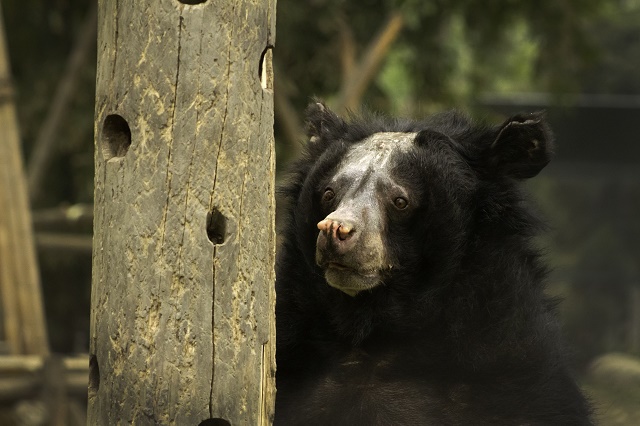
[286,101,552,298]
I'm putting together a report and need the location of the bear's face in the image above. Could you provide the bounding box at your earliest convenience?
[303,130,479,297]
[314,132,417,295]
[289,101,552,298]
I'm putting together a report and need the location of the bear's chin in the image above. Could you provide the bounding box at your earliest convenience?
[324,266,382,297]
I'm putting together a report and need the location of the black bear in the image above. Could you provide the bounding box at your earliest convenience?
[274,101,592,425]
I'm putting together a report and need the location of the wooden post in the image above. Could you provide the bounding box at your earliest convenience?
[0,3,49,357]
[89,0,276,424]
[629,285,640,354]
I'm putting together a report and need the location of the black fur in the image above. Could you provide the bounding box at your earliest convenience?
[274,102,592,425]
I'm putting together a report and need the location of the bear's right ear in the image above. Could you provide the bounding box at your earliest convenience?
[305,100,347,144]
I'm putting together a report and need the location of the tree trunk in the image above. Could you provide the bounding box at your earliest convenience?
[89,0,276,424]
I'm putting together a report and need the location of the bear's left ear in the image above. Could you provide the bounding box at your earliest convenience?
[486,112,553,179]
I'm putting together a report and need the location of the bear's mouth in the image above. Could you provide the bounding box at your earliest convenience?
[323,262,382,296]
[327,262,378,277]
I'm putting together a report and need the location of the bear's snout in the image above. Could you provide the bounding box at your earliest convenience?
[316,216,362,260]
[315,212,386,295]
[315,209,388,290]
[317,217,356,244]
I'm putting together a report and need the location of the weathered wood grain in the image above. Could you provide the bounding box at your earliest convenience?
[89,0,276,424]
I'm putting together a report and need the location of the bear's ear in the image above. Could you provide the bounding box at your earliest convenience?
[305,100,347,144]
[486,112,553,179]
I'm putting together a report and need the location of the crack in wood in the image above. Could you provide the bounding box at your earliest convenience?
[160,13,184,257]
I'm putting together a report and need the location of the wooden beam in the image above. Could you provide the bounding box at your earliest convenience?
[35,233,93,254]
[31,204,94,229]
[0,355,88,401]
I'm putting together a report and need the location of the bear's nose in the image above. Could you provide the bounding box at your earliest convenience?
[317,218,355,242]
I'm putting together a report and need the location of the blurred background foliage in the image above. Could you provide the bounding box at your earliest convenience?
[2,0,639,422]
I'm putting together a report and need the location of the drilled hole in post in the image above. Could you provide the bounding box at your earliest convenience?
[198,419,231,426]
[177,0,207,4]
[206,209,227,245]
[88,354,100,396]
[102,114,131,160]
[259,46,274,92]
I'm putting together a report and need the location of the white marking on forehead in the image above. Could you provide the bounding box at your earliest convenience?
[341,132,417,174]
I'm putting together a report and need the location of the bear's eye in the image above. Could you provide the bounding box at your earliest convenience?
[393,197,408,210]
[322,188,335,203]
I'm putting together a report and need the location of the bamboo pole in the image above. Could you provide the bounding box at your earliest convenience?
[0,3,49,357]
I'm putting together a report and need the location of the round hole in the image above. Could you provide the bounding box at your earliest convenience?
[178,0,207,4]
[198,420,231,426]
[207,209,227,245]
[102,114,131,160]
[88,354,100,397]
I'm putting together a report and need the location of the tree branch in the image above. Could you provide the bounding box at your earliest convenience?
[335,12,404,113]
[27,3,97,204]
